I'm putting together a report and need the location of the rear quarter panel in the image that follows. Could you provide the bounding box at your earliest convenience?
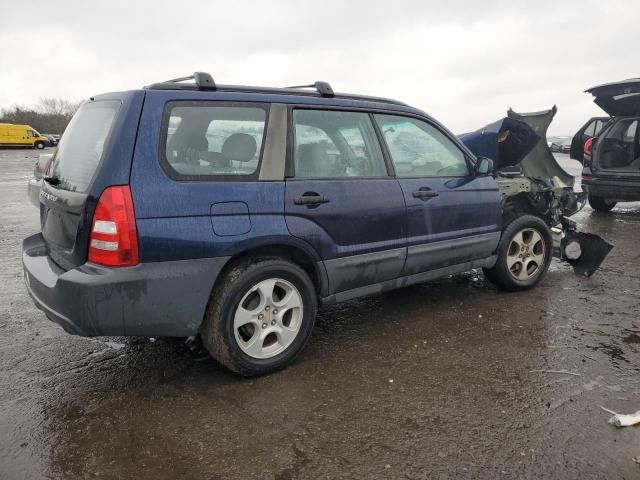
[130,90,309,263]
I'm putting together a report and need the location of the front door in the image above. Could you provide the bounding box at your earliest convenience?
[373,113,502,276]
[284,108,407,294]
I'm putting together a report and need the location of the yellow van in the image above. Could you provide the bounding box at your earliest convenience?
[0,123,48,149]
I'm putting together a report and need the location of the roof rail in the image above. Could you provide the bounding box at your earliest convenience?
[148,71,216,90]
[285,81,335,98]
[145,73,407,106]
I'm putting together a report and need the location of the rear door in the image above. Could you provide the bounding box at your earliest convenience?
[570,117,610,162]
[373,114,501,276]
[284,108,407,294]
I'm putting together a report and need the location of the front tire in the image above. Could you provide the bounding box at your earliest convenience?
[588,195,616,212]
[200,257,317,376]
[483,215,553,292]
[34,141,45,150]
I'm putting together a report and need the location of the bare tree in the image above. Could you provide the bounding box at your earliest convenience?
[38,98,82,117]
[0,98,82,134]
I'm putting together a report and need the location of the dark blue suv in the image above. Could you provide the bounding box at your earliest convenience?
[23,72,559,376]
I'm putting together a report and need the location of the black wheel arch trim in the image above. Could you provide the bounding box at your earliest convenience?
[216,235,329,297]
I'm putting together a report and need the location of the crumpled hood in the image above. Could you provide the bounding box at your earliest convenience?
[458,117,539,170]
[459,106,575,189]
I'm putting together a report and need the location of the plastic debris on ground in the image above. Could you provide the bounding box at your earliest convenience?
[601,406,640,427]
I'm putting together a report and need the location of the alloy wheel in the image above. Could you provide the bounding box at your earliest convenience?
[506,228,546,281]
[233,278,304,359]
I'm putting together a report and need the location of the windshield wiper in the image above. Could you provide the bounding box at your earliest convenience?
[43,175,61,186]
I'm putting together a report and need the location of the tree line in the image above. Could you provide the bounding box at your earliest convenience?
[0,98,82,134]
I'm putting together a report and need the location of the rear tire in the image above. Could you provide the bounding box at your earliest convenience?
[588,195,616,212]
[483,215,553,292]
[200,257,317,376]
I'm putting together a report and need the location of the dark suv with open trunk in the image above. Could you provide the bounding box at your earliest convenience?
[573,78,640,212]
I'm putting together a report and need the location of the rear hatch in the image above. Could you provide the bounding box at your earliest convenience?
[39,92,144,270]
[587,79,640,116]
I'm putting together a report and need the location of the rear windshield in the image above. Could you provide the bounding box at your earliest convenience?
[49,100,120,192]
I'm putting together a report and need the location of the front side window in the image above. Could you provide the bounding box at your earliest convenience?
[292,109,387,178]
[375,114,469,177]
[164,104,266,178]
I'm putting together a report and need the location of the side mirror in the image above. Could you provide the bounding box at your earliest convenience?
[475,156,494,176]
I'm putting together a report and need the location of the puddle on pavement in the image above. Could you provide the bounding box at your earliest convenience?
[588,342,629,365]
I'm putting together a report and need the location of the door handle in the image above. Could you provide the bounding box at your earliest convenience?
[294,194,330,206]
[412,188,439,200]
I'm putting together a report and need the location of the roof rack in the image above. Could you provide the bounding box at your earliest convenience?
[285,81,334,98]
[148,71,217,90]
[145,72,407,106]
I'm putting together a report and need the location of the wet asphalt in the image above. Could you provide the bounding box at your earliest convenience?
[0,148,639,480]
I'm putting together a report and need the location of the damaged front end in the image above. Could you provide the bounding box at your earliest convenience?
[459,106,612,277]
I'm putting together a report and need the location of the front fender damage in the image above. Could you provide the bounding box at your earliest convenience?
[460,106,612,277]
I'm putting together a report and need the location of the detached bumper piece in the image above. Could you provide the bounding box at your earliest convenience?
[553,217,613,277]
[561,231,613,277]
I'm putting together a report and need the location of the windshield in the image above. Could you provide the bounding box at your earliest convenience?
[49,100,120,192]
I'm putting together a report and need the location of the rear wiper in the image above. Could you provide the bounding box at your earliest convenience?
[43,175,61,186]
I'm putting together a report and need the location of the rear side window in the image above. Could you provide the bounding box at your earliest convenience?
[594,119,608,136]
[584,121,597,137]
[624,121,638,142]
[606,119,638,142]
[49,100,120,192]
[163,103,267,178]
[292,109,387,178]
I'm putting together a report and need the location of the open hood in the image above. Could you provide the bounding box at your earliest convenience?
[459,106,574,189]
[458,117,539,170]
[507,107,575,189]
[587,78,640,117]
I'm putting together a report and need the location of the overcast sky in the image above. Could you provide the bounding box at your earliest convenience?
[1,0,637,135]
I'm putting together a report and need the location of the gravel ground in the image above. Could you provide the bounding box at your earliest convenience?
[1,148,639,479]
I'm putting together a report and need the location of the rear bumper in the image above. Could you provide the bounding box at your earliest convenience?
[582,176,640,201]
[22,233,229,337]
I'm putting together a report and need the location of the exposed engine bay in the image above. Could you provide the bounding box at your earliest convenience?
[459,107,612,276]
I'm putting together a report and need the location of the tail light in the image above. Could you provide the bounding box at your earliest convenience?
[584,137,593,156]
[88,185,139,267]
[38,154,54,175]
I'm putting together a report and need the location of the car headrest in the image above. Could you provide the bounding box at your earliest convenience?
[172,134,208,156]
[221,133,257,162]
